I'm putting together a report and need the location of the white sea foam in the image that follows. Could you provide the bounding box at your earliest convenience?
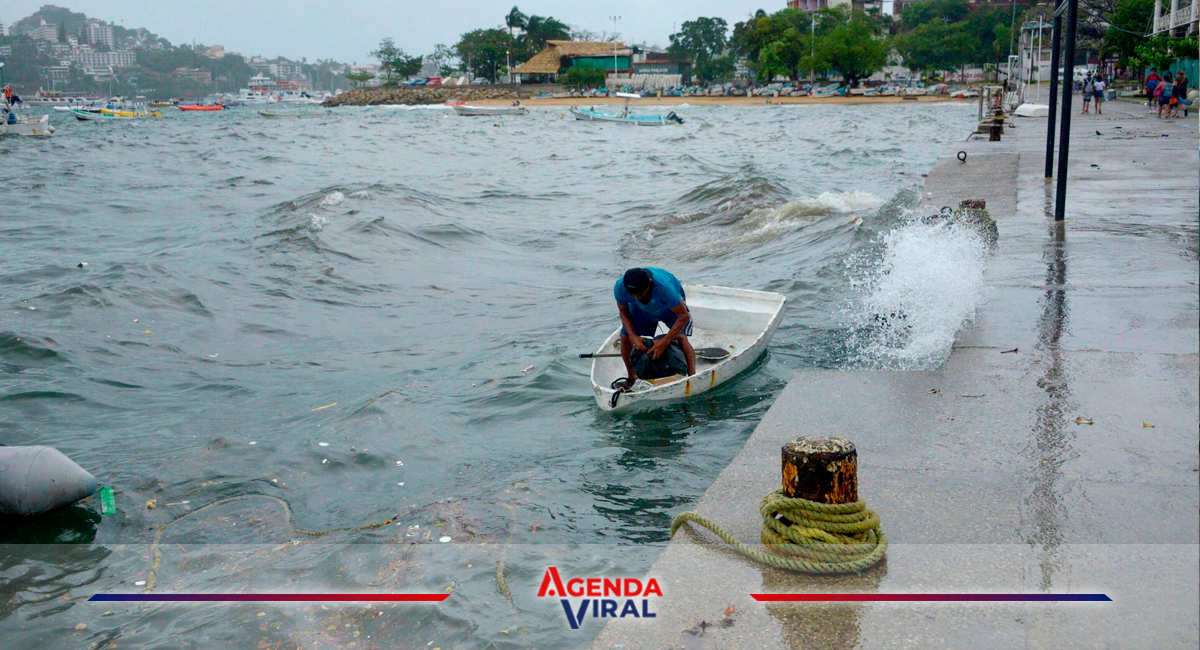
[847,219,989,369]
[319,190,345,207]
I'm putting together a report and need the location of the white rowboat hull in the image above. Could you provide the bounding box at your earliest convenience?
[590,284,786,412]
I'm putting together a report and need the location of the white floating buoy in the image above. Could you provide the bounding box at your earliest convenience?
[0,446,98,516]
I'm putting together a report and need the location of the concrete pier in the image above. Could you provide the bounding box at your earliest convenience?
[591,107,1199,648]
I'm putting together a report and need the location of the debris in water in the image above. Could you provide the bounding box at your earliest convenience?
[99,487,117,515]
[312,402,338,412]
[145,499,157,510]
[1074,416,1093,425]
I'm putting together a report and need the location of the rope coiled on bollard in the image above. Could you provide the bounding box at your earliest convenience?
[670,490,887,574]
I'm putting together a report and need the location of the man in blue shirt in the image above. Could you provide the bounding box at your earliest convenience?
[613,268,696,384]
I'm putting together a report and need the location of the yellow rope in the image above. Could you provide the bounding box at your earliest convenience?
[670,490,887,574]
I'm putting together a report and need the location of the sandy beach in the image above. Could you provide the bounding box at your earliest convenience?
[467,94,968,107]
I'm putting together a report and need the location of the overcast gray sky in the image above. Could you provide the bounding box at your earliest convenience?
[1,1,828,63]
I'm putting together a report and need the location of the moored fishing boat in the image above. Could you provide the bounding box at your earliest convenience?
[570,92,684,126]
[70,105,159,121]
[453,105,528,116]
[1,112,54,136]
[587,284,786,411]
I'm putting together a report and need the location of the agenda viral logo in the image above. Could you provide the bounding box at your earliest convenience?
[537,567,662,630]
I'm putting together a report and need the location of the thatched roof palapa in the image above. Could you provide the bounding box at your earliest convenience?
[512,40,632,75]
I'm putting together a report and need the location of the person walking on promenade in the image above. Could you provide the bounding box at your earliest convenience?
[1156,73,1175,119]
[1093,74,1106,114]
[1081,73,1094,114]
[1171,70,1189,118]
[1144,68,1161,112]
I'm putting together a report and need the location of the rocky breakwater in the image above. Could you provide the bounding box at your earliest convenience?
[323,86,520,107]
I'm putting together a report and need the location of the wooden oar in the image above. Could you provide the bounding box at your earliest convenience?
[579,347,730,361]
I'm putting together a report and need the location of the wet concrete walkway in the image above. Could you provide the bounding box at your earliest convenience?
[590,109,1199,648]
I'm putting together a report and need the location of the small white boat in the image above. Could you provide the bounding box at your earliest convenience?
[589,284,786,412]
[453,105,528,116]
[570,92,683,126]
[1013,103,1050,117]
[0,112,54,136]
[810,84,843,98]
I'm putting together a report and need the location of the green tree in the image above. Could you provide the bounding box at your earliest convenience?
[428,44,458,77]
[694,55,736,82]
[900,0,970,27]
[559,66,606,89]
[817,10,889,87]
[895,22,978,77]
[505,6,528,39]
[345,70,374,87]
[392,54,424,81]
[371,37,402,82]
[991,22,1012,81]
[668,17,730,72]
[1103,0,1155,65]
[1132,34,1199,71]
[521,15,570,57]
[456,28,515,82]
[755,29,805,81]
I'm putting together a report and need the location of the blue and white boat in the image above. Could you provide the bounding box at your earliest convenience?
[569,93,683,126]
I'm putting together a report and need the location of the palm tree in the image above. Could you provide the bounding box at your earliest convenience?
[522,15,571,54]
[505,6,527,39]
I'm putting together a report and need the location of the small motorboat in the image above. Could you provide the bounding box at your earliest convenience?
[810,84,843,98]
[1,112,54,136]
[570,92,683,126]
[588,284,786,411]
[453,104,528,116]
[178,104,224,111]
[71,106,159,121]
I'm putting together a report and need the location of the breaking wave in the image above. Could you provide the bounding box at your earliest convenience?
[845,217,990,369]
[620,170,883,260]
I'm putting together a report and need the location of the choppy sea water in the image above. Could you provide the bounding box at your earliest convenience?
[1,103,983,648]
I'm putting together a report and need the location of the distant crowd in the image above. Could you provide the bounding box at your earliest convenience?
[1142,68,1191,119]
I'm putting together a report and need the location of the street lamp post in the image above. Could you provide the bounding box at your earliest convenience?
[610,15,621,81]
